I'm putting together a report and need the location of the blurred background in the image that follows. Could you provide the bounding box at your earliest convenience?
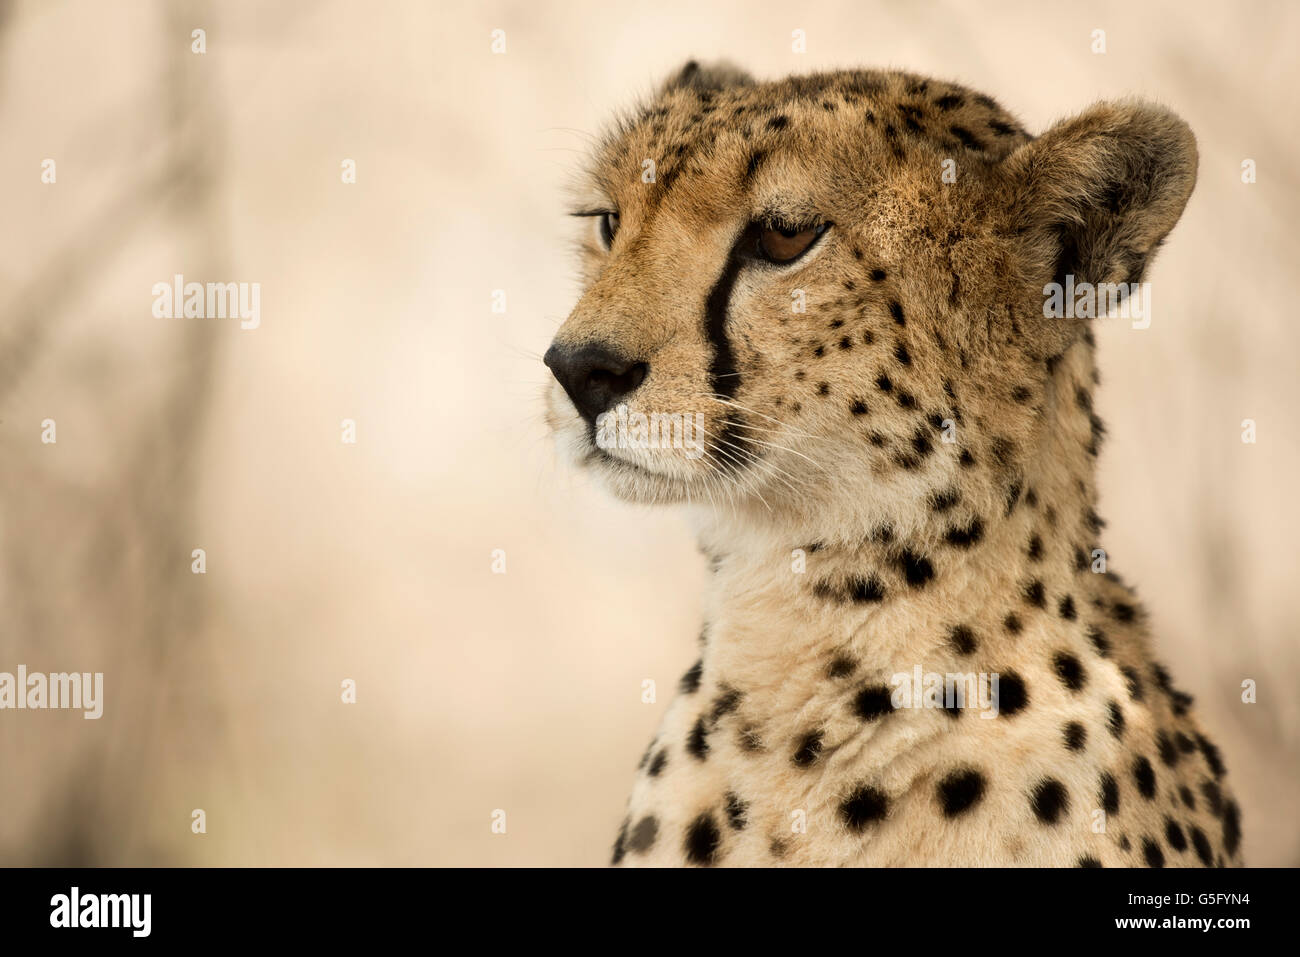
[0,0,1295,866]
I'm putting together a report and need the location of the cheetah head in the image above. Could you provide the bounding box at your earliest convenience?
[544,61,1196,541]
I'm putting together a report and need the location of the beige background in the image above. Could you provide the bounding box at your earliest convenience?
[0,0,1295,866]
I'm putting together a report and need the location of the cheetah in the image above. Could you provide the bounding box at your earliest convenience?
[542,61,1241,867]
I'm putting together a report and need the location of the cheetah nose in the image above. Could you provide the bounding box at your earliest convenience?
[543,342,649,424]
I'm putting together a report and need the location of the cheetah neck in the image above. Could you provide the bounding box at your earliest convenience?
[691,341,1109,699]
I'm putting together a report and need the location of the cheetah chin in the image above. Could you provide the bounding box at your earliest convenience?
[543,61,1242,868]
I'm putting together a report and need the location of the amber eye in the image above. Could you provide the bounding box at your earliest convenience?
[599,211,620,249]
[756,221,829,264]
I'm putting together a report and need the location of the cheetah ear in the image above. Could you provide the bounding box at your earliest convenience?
[1002,100,1197,295]
[660,59,753,95]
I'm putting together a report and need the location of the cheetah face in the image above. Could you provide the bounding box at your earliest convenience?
[544,62,1196,530]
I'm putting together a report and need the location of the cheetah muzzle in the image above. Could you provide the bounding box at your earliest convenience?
[543,61,1241,868]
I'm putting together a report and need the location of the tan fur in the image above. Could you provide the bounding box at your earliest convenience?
[545,64,1240,867]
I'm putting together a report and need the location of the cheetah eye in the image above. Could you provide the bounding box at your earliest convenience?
[756,220,830,264]
[599,211,620,249]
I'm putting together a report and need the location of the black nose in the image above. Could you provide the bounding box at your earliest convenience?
[544,343,648,423]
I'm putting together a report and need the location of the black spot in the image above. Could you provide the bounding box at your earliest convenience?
[839,336,853,351]
[1196,733,1226,779]
[1011,385,1032,403]
[894,343,911,365]
[1099,771,1119,814]
[1077,856,1103,868]
[1175,732,1196,755]
[1112,601,1137,623]
[1156,730,1180,768]
[1222,800,1242,856]
[1179,785,1196,810]
[687,717,709,760]
[1121,666,1144,702]
[889,301,905,325]
[949,125,982,150]
[876,373,893,392]
[1024,580,1045,608]
[827,655,856,678]
[937,768,986,817]
[710,687,741,721]
[1107,700,1125,738]
[935,93,964,110]
[817,382,830,396]
[1003,613,1023,635]
[850,399,868,415]
[849,575,886,603]
[896,391,916,409]
[1190,825,1213,865]
[744,150,768,182]
[766,114,789,131]
[793,730,824,767]
[627,816,659,853]
[948,625,977,655]
[1058,595,1076,620]
[1064,721,1087,751]
[684,813,721,866]
[945,519,984,548]
[1142,837,1165,868]
[1151,663,1173,695]
[648,749,668,777]
[929,488,961,512]
[994,671,1028,716]
[1027,534,1043,561]
[870,268,887,281]
[854,684,895,721]
[1087,625,1110,657]
[1132,755,1157,800]
[1164,817,1187,853]
[611,817,629,864]
[725,792,748,831]
[959,449,976,469]
[1052,652,1086,692]
[910,428,934,457]
[840,784,889,830]
[894,550,935,587]
[991,438,1016,468]
[1031,778,1069,824]
[680,659,703,694]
